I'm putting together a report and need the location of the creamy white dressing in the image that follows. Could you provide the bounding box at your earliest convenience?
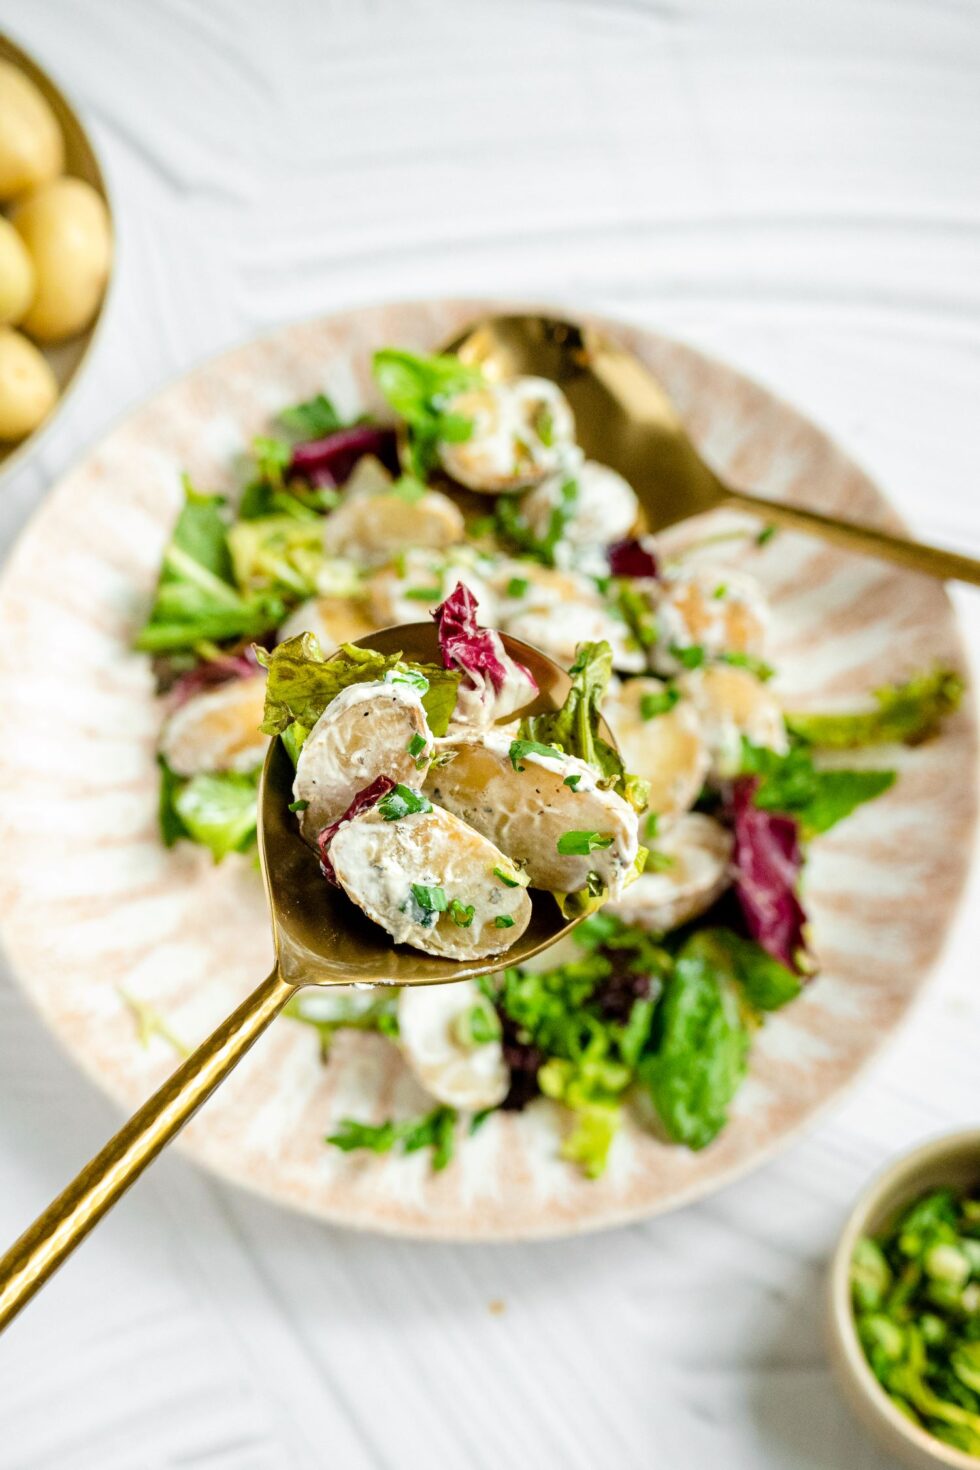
[504,600,645,674]
[520,457,639,550]
[438,377,575,491]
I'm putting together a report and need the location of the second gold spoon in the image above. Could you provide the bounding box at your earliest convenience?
[445,313,980,587]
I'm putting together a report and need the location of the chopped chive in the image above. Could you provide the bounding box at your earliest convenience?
[644,812,660,841]
[493,865,527,888]
[556,830,614,856]
[288,799,309,812]
[563,773,582,791]
[406,733,427,758]
[507,576,529,598]
[411,884,447,913]
[448,898,475,928]
[756,524,777,546]
[713,584,728,600]
[404,584,444,601]
[494,915,515,929]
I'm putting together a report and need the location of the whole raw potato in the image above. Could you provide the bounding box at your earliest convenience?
[0,217,35,325]
[12,178,111,342]
[0,327,58,440]
[0,62,64,199]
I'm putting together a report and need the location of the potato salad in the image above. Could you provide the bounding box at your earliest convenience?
[140,348,964,1177]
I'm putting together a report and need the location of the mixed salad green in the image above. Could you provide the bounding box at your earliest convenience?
[137,347,964,1178]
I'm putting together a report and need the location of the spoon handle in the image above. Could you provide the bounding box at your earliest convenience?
[0,967,294,1333]
[723,487,980,587]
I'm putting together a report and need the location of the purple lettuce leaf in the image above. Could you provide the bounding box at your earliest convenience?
[730,777,811,975]
[289,425,399,489]
[316,774,396,886]
[607,537,659,580]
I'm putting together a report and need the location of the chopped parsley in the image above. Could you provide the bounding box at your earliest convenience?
[563,773,582,791]
[378,785,432,821]
[670,643,705,670]
[640,687,680,720]
[556,831,614,856]
[509,737,564,771]
[406,733,427,759]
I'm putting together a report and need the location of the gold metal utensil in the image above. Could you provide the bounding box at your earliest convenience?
[444,313,980,586]
[0,625,583,1331]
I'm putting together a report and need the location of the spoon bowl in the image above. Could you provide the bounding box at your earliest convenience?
[0,619,594,1328]
[262,621,588,987]
[443,312,980,585]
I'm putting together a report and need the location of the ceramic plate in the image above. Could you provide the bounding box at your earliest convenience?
[0,300,973,1240]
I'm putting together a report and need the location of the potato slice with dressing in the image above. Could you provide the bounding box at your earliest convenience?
[329,804,532,959]
[504,600,644,675]
[650,564,768,676]
[322,457,464,564]
[603,676,708,827]
[607,813,733,934]
[426,731,639,899]
[520,458,638,550]
[368,547,498,628]
[293,679,433,839]
[160,675,268,777]
[438,376,575,493]
[679,664,787,778]
[398,981,509,1109]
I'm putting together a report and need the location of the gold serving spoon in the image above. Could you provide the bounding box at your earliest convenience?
[0,624,583,1332]
[443,313,980,586]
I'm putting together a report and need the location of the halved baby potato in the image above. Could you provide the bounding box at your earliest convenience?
[650,564,768,677]
[159,674,268,777]
[603,676,708,826]
[329,803,532,959]
[504,599,644,675]
[398,981,510,1109]
[520,458,638,549]
[0,61,64,199]
[438,377,575,493]
[277,593,378,650]
[607,813,733,934]
[368,547,498,628]
[320,473,461,564]
[426,733,638,899]
[293,679,433,839]
[678,664,787,778]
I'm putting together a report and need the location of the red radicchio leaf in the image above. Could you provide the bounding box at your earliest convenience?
[433,582,536,698]
[607,537,659,579]
[316,775,397,886]
[289,426,399,489]
[730,777,811,975]
[169,649,259,708]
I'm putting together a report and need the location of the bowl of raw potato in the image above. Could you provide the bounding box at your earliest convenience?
[0,32,113,476]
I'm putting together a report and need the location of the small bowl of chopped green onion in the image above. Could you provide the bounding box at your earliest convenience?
[828,1130,980,1468]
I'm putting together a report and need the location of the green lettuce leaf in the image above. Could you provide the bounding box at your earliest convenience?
[680,928,802,1014]
[640,940,749,1150]
[785,669,964,749]
[135,482,286,652]
[372,348,482,477]
[169,767,260,861]
[740,739,895,837]
[256,633,460,739]
[519,641,649,811]
[278,392,344,439]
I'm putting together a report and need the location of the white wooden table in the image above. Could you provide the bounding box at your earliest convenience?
[2,3,979,1465]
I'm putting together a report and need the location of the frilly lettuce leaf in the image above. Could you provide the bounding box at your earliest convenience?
[785,668,964,749]
[227,514,325,600]
[256,633,460,739]
[135,482,286,653]
[519,641,650,812]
